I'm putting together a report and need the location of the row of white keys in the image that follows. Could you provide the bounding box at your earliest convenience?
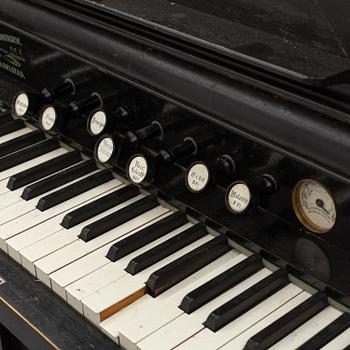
[19,192,144,274]
[6,184,127,263]
[0,126,33,144]
[34,205,169,287]
[135,268,273,350]
[0,177,121,251]
[173,283,303,350]
[65,221,191,313]
[50,211,175,300]
[100,251,245,346]
[81,234,215,325]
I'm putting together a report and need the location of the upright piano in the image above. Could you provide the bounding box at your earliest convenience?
[0,1,349,349]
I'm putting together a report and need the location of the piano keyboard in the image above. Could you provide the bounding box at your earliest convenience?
[0,119,349,350]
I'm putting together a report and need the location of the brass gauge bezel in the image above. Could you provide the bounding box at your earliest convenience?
[292,179,336,234]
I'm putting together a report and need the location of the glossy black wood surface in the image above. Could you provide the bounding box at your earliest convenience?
[0,0,350,319]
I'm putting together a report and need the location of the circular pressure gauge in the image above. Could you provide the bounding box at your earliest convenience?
[292,179,336,234]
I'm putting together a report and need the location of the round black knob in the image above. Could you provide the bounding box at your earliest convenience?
[185,155,236,194]
[126,153,157,185]
[12,81,75,118]
[38,104,69,131]
[69,93,102,119]
[125,121,163,150]
[225,174,278,214]
[87,108,108,137]
[158,138,197,166]
[214,154,236,178]
[86,105,134,137]
[12,91,44,117]
[41,80,75,102]
[185,161,211,193]
[94,133,123,164]
[225,180,254,214]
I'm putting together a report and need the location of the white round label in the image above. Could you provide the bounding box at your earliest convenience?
[97,137,114,163]
[14,93,29,117]
[187,163,210,192]
[128,156,148,184]
[89,111,107,136]
[227,183,251,213]
[40,106,56,131]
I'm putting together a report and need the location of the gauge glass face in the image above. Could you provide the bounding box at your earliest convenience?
[292,179,336,233]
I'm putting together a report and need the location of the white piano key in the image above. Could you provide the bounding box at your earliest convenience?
[135,268,271,350]
[51,211,173,299]
[34,206,169,286]
[219,292,311,350]
[320,327,350,349]
[175,283,303,350]
[0,147,67,181]
[7,213,67,263]
[7,185,126,263]
[0,179,11,195]
[0,168,100,227]
[0,178,121,252]
[66,222,192,313]
[0,127,32,144]
[20,192,142,275]
[270,306,343,349]
[100,251,244,342]
[0,186,26,210]
[82,235,214,325]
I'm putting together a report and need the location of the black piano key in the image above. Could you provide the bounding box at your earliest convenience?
[297,312,350,350]
[204,269,289,332]
[7,150,82,190]
[146,235,231,297]
[125,223,206,276]
[79,195,158,242]
[61,185,139,229]
[180,254,262,314]
[0,130,45,158]
[244,292,328,350]
[107,211,187,262]
[36,169,113,211]
[0,119,24,137]
[21,159,96,200]
[0,138,59,172]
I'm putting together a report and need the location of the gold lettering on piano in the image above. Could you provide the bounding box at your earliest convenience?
[0,33,26,79]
